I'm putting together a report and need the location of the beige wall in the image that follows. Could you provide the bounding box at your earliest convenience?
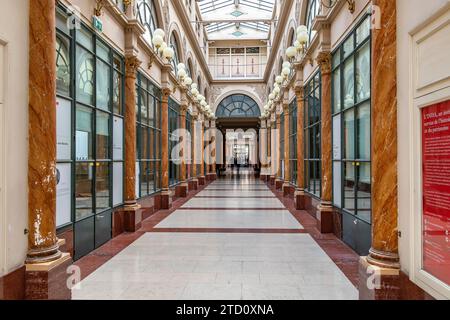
[0,0,29,276]
[397,0,450,299]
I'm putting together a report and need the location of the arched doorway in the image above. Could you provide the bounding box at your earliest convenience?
[215,94,262,178]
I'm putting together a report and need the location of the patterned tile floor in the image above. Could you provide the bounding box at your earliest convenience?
[73,172,358,300]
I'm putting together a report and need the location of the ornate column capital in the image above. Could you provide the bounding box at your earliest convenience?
[316,51,332,75]
[125,55,142,78]
[162,87,171,102]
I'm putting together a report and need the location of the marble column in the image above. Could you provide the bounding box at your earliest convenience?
[210,120,217,180]
[295,86,306,210]
[260,119,268,181]
[191,114,199,189]
[177,100,188,197]
[282,102,291,197]
[161,87,172,209]
[123,55,142,231]
[26,0,71,299]
[267,120,272,183]
[359,0,400,300]
[316,51,333,233]
[275,112,283,190]
[269,116,276,185]
[199,116,206,185]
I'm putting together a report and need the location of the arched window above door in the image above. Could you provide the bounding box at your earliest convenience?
[137,0,159,45]
[216,94,261,118]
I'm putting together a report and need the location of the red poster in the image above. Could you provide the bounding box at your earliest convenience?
[422,100,450,286]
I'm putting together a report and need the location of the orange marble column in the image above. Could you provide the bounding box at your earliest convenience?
[178,100,188,197]
[317,51,333,233]
[161,87,172,208]
[199,117,206,185]
[275,112,283,190]
[295,87,306,209]
[124,55,141,209]
[210,120,217,180]
[367,0,399,269]
[359,0,400,300]
[191,114,198,189]
[27,0,60,264]
[26,0,71,300]
[260,119,268,180]
[269,116,276,185]
[282,103,291,196]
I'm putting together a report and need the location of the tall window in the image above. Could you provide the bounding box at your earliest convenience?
[289,98,297,185]
[56,6,125,258]
[306,0,321,43]
[136,73,162,197]
[332,16,371,223]
[170,33,181,73]
[304,71,321,197]
[169,98,181,186]
[137,0,159,45]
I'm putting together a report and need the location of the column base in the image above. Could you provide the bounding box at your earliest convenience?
[294,189,306,210]
[175,183,188,198]
[260,174,268,182]
[206,173,216,181]
[25,253,72,300]
[269,176,275,185]
[282,183,293,197]
[358,257,400,300]
[275,179,283,190]
[189,179,198,191]
[161,190,172,209]
[316,202,333,233]
[123,204,143,232]
[198,176,206,185]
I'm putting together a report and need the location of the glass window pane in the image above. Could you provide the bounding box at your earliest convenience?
[113,117,123,160]
[142,126,149,159]
[357,102,371,160]
[141,161,149,196]
[77,26,93,51]
[76,162,93,220]
[332,50,340,69]
[57,97,72,160]
[343,57,355,109]
[356,42,371,102]
[56,36,71,96]
[344,162,355,214]
[356,17,371,46]
[333,162,342,207]
[333,114,341,160]
[96,111,110,159]
[113,70,123,114]
[113,162,123,206]
[96,162,110,211]
[333,68,341,113]
[76,47,94,105]
[148,161,156,193]
[357,162,371,222]
[344,109,355,159]
[96,59,111,110]
[149,129,155,160]
[96,40,110,62]
[140,91,149,125]
[148,96,155,126]
[343,35,354,58]
[76,105,93,161]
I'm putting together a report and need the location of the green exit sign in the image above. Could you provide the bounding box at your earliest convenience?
[93,16,103,33]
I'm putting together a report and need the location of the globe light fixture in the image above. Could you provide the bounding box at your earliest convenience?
[158,42,167,55]
[282,61,291,69]
[177,67,187,80]
[152,34,164,50]
[177,63,186,71]
[297,25,307,34]
[184,76,192,86]
[275,75,283,85]
[273,86,280,95]
[269,93,275,101]
[286,46,297,60]
[282,66,291,78]
[191,87,199,97]
[163,47,174,61]
[191,83,198,90]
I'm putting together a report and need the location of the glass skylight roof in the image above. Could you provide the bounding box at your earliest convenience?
[197,0,275,39]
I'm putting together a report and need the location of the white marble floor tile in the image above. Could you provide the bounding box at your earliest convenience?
[181,197,285,208]
[155,209,302,229]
